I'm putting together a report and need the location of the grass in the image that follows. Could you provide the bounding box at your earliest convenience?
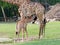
[45,21,60,39]
[0,21,60,45]
[0,22,16,38]
[14,39,60,45]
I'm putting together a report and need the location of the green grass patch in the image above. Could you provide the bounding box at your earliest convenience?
[14,39,60,45]
[0,21,60,45]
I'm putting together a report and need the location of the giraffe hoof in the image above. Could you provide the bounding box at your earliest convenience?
[40,35,43,39]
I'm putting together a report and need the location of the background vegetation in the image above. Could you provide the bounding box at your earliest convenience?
[0,0,19,20]
[31,0,60,5]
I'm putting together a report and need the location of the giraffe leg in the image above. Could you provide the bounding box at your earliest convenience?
[22,28,25,42]
[43,24,46,37]
[39,22,44,39]
[16,22,20,39]
[43,25,45,37]
[25,27,28,40]
[43,19,46,37]
[39,27,41,39]
[39,23,41,39]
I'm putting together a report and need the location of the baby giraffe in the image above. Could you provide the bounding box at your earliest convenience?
[16,11,37,42]
[16,18,28,42]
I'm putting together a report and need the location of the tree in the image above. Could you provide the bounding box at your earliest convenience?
[1,6,6,22]
[0,0,19,21]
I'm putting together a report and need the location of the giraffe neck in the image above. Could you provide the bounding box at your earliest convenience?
[2,0,30,6]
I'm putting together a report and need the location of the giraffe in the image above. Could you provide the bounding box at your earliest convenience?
[2,0,46,39]
[18,2,46,39]
[16,10,37,41]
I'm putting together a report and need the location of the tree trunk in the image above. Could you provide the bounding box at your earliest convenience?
[1,6,6,22]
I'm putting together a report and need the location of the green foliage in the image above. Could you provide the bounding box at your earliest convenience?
[0,1,12,8]
[0,1,19,18]
[31,0,60,5]
[4,5,18,17]
[0,7,3,17]
[47,0,60,5]
[15,39,60,45]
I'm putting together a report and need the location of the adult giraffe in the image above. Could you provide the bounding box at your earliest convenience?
[2,0,46,39]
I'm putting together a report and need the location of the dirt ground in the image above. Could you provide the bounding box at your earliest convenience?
[0,36,39,45]
[0,44,12,45]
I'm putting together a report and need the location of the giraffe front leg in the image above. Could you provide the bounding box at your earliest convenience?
[39,21,41,39]
[39,23,43,39]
